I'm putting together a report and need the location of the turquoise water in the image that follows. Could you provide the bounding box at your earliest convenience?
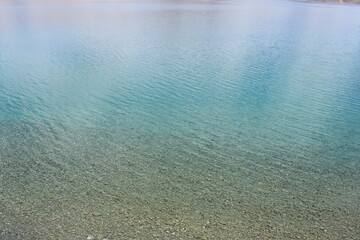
[1,0,360,239]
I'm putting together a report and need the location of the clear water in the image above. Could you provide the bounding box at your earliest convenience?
[0,0,360,239]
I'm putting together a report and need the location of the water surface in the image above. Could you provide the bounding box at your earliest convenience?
[0,0,360,239]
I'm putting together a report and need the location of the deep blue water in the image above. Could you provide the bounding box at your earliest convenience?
[0,0,360,239]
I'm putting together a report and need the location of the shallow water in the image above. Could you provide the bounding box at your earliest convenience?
[0,0,360,239]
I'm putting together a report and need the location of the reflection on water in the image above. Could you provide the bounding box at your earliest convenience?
[0,0,360,239]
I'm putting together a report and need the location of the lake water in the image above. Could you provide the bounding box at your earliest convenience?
[0,0,360,239]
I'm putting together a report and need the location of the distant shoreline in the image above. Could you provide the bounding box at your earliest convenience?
[297,0,360,4]
[1,0,359,5]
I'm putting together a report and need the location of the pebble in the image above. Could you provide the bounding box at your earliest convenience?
[87,235,94,240]
[92,212,102,217]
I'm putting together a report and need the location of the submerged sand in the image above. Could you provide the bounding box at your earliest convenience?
[1,125,359,240]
